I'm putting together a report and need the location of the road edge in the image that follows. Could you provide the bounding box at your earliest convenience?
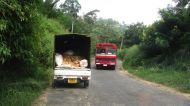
[32,88,49,106]
[119,70,190,98]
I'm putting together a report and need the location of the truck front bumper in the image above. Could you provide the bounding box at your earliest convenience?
[96,63,116,66]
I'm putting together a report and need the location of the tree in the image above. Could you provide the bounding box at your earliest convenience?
[72,9,100,34]
[173,0,190,7]
[124,23,145,47]
[84,9,100,24]
[59,0,81,33]
[43,0,60,18]
[139,2,190,58]
[60,0,81,18]
[0,0,43,71]
[90,18,122,45]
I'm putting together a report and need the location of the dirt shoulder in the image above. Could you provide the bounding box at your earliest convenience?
[32,89,48,106]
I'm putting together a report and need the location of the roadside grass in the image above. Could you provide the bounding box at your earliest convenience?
[120,46,190,93]
[125,66,190,93]
[0,69,52,106]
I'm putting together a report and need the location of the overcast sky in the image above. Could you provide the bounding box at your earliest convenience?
[58,0,175,25]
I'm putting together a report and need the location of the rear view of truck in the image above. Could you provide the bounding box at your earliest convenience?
[53,34,91,88]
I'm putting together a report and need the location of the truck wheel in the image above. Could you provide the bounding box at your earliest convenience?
[96,65,100,70]
[111,66,116,70]
[52,81,56,88]
[84,81,89,88]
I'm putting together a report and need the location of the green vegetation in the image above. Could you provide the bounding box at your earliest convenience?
[122,44,190,92]
[1,0,190,105]
[0,0,66,105]
[127,67,190,93]
[0,69,51,106]
[120,0,190,93]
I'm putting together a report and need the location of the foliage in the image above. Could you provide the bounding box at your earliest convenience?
[120,0,190,93]
[0,0,42,70]
[127,66,190,93]
[74,9,100,34]
[0,0,66,76]
[124,23,145,47]
[122,45,144,67]
[42,0,60,18]
[0,77,50,106]
[121,0,190,71]
[33,16,66,68]
[60,0,81,18]
[84,9,100,25]
[0,0,67,105]
[117,49,127,60]
[90,18,122,45]
[173,0,190,7]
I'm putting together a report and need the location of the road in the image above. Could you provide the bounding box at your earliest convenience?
[46,61,190,106]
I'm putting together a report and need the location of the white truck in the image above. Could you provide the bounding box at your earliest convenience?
[52,34,91,88]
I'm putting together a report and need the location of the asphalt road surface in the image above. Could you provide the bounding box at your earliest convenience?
[46,61,190,106]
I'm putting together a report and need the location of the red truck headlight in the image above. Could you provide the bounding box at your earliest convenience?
[96,59,100,62]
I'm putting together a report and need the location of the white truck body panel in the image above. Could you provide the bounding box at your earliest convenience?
[54,68,91,80]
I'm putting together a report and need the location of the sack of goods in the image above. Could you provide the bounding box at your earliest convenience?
[55,53,88,68]
[80,59,88,68]
[55,53,63,66]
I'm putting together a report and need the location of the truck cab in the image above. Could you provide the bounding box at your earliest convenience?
[95,43,117,70]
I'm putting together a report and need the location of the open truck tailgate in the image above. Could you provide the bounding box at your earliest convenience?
[54,68,91,78]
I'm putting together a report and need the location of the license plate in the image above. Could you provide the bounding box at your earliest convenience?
[103,64,107,66]
[68,78,77,84]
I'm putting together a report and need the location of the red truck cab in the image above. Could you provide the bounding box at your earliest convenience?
[95,43,117,70]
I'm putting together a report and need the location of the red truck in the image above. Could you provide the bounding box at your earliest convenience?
[95,43,117,70]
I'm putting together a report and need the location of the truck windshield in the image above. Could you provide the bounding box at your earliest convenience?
[96,49,106,54]
[107,49,116,54]
[96,49,116,54]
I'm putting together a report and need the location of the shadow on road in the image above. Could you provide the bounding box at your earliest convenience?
[52,83,87,89]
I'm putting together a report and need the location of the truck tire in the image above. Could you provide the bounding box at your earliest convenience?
[84,80,89,88]
[111,65,116,70]
[96,65,100,70]
[52,80,56,88]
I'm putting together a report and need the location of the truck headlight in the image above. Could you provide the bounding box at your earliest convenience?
[96,59,99,62]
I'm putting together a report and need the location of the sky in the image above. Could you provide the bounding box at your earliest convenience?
[58,0,175,25]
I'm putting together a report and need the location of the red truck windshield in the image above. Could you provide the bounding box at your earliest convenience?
[96,49,116,54]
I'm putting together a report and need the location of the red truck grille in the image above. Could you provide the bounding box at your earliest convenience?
[96,58,115,62]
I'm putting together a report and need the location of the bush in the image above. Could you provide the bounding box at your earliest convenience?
[34,16,67,68]
[117,49,127,60]
[123,45,144,68]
